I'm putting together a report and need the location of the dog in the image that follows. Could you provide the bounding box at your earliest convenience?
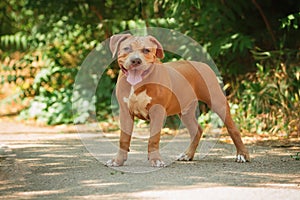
[106,34,250,167]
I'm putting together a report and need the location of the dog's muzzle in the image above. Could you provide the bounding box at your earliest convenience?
[122,56,150,86]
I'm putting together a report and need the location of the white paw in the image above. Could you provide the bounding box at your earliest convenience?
[176,153,190,161]
[151,160,166,167]
[236,154,247,163]
[105,159,121,167]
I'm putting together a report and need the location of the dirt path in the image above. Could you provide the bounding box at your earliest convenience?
[0,122,300,199]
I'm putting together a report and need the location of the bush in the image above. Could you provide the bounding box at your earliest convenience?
[233,50,299,136]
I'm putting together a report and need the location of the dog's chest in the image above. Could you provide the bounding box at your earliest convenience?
[123,87,152,119]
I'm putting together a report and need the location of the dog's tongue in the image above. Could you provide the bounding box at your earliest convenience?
[127,69,143,85]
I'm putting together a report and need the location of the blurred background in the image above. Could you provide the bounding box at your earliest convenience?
[0,0,299,138]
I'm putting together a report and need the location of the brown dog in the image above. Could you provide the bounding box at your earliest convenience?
[106,34,250,167]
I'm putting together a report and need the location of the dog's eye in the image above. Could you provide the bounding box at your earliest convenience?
[123,47,131,52]
[142,48,151,54]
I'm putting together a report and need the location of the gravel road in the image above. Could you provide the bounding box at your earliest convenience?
[1,129,299,200]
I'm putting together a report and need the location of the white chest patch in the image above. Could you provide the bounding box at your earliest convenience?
[123,87,152,118]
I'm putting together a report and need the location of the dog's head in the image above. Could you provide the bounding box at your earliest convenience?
[110,34,164,85]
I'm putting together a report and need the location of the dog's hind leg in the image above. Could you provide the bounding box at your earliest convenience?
[223,103,250,162]
[210,95,250,162]
[177,100,203,161]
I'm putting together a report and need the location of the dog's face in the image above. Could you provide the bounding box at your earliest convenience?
[110,34,164,85]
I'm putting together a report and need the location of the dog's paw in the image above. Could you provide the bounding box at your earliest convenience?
[148,151,165,167]
[176,153,193,161]
[235,154,247,163]
[105,150,128,167]
[105,159,123,167]
[150,159,166,167]
[235,150,250,163]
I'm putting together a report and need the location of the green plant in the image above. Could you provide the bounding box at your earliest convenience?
[230,10,300,137]
[290,152,300,160]
[234,51,299,136]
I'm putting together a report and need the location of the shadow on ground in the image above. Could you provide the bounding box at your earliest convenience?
[0,132,299,199]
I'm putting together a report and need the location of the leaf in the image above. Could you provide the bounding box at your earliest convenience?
[221,43,232,50]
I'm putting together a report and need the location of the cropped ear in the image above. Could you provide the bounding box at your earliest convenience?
[148,36,164,59]
[109,33,132,58]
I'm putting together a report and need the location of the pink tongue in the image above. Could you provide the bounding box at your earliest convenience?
[127,69,143,85]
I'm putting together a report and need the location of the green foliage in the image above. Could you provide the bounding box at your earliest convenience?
[234,50,299,136]
[281,12,300,30]
[198,111,224,129]
[20,88,74,124]
[290,152,300,161]
[0,0,101,124]
[95,68,117,121]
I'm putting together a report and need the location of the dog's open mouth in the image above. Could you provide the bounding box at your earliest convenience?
[121,66,128,75]
[121,65,151,85]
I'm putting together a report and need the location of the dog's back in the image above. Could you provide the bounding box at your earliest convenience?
[163,60,222,106]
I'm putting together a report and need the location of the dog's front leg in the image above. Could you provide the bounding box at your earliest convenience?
[148,104,166,167]
[106,107,133,167]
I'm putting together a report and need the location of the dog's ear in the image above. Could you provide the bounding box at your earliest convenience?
[149,36,164,59]
[109,34,132,58]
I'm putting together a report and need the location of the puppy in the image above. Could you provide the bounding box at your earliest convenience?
[106,34,250,167]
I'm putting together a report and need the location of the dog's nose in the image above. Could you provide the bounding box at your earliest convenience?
[131,57,142,66]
